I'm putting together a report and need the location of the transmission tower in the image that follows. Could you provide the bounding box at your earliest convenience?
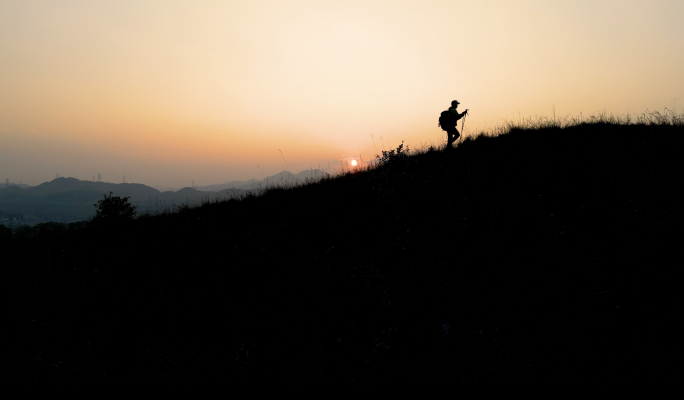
[98,173,101,182]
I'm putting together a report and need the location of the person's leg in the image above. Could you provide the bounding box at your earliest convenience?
[453,128,461,142]
[446,127,456,148]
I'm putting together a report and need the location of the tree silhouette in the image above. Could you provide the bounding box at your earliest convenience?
[93,191,136,223]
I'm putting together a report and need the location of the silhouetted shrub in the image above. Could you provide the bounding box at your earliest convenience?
[92,191,136,224]
[377,141,409,165]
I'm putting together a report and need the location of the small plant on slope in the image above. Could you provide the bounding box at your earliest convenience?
[93,191,137,224]
[377,141,410,166]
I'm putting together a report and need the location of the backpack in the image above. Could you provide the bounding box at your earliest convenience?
[438,110,454,130]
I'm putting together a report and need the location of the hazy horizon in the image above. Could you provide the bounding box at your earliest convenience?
[2,0,683,187]
[1,167,332,192]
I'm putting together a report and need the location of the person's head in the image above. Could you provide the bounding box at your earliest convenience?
[451,100,460,108]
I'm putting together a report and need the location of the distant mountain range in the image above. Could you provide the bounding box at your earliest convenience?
[154,169,330,192]
[1,183,30,189]
[0,169,330,225]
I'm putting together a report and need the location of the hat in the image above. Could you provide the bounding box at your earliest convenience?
[451,100,460,106]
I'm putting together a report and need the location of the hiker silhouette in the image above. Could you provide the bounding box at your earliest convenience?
[439,100,468,149]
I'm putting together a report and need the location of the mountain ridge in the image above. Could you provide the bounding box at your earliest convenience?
[0,169,331,224]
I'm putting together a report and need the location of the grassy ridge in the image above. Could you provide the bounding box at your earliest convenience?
[1,112,682,384]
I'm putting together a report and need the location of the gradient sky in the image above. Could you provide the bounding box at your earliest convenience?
[2,0,683,188]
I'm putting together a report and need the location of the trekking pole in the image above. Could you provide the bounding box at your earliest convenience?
[460,110,467,143]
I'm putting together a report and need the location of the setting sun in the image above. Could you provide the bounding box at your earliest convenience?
[351,160,358,166]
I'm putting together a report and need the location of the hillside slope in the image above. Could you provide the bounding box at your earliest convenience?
[1,121,682,385]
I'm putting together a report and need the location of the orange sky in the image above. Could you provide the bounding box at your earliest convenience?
[1,0,683,188]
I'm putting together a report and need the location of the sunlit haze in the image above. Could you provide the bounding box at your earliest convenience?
[2,0,683,188]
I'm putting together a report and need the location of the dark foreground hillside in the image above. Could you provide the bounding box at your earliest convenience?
[1,121,682,385]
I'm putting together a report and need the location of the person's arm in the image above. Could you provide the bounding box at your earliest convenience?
[451,108,463,121]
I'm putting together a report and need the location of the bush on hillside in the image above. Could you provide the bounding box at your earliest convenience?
[92,191,136,224]
[377,141,410,165]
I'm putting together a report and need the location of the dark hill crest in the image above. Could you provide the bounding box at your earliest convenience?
[1,109,682,384]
